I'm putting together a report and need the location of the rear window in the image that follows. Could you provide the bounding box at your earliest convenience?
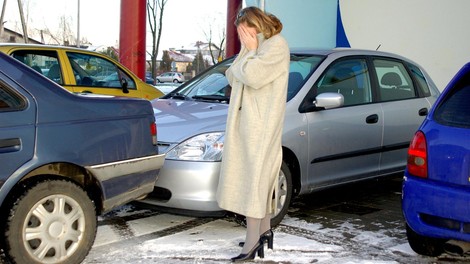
[407,63,431,97]
[434,84,470,128]
[0,83,26,111]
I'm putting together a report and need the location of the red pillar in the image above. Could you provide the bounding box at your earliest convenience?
[226,0,242,57]
[119,0,146,80]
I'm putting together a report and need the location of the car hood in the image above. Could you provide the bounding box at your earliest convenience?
[151,99,228,143]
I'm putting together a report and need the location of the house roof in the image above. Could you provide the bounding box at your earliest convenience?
[168,50,193,62]
[178,41,220,51]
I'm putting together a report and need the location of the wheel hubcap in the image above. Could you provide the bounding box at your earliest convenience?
[275,170,288,217]
[48,221,65,238]
[23,194,85,263]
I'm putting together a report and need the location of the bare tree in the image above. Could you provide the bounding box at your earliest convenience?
[203,15,226,64]
[59,15,75,45]
[204,25,226,64]
[147,0,167,79]
[17,0,28,43]
[42,27,61,45]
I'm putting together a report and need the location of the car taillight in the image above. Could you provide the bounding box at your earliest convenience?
[407,131,427,178]
[150,123,157,146]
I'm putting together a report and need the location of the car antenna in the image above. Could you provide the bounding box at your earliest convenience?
[376,44,381,51]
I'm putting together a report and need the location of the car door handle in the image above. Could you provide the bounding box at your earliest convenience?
[418,108,428,116]
[0,138,21,153]
[366,114,379,124]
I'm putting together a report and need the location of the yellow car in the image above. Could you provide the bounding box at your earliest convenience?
[0,44,163,100]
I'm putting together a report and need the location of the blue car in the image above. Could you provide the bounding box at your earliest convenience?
[402,63,470,256]
[0,52,165,263]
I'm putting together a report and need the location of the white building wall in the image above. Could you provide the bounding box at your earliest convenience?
[246,0,470,90]
[340,0,470,90]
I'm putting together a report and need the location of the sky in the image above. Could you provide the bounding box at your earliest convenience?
[1,0,227,52]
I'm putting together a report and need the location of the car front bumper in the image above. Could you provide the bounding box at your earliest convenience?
[86,154,165,212]
[138,159,224,215]
[402,175,470,242]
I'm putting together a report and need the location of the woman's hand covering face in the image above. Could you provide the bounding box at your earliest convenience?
[237,23,258,51]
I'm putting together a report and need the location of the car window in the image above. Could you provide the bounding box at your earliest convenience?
[434,84,470,128]
[407,63,431,97]
[66,52,136,89]
[0,83,25,111]
[178,61,231,99]
[317,58,372,106]
[11,50,62,84]
[173,55,323,102]
[374,59,417,101]
[288,55,324,100]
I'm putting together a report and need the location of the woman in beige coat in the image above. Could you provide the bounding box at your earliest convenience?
[216,6,290,262]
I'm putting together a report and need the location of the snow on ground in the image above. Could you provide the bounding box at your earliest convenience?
[83,179,470,264]
[84,207,409,263]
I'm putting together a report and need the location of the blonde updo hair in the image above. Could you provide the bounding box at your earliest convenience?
[235,6,283,39]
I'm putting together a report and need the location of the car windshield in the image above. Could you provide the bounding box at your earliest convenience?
[165,54,324,102]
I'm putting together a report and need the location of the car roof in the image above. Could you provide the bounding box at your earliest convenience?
[290,47,411,61]
[0,44,409,63]
[0,43,105,54]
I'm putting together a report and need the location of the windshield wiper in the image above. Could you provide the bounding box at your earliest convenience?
[168,92,189,100]
[192,95,230,103]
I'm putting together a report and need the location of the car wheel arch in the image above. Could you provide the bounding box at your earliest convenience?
[8,163,103,214]
[405,223,446,256]
[282,147,301,196]
[268,148,301,227]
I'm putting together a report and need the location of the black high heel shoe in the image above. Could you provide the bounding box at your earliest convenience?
[238,229,274,249]
[231,239,264,262]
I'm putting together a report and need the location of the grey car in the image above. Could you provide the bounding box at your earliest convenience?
[156,72,185,83]
[142,48,440,226]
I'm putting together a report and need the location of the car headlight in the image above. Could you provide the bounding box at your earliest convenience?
[166,132,224,161]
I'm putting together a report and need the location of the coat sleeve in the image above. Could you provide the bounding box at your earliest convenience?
[226,46,249,86]
[230,35,289,89]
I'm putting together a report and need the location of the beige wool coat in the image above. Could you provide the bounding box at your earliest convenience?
[216,33,290,218]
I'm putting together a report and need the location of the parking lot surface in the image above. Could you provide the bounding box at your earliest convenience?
[42,176,469,263]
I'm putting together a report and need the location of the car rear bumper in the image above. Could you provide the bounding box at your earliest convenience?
[86,154,165,212]
[138,159,224,214]
[402,175,470,242]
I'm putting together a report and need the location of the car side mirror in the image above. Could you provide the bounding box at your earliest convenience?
[314,92,344,109]
[120,78,129,94]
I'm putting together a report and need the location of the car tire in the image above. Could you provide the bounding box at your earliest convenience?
[3,179,97,264]
[157,79,162,83]
[271,161,293,227]
[173,79,179,83]
[406,223,445,257]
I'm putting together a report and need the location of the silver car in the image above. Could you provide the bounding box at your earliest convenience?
[156,72,185,83]
[142,49,440,225]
